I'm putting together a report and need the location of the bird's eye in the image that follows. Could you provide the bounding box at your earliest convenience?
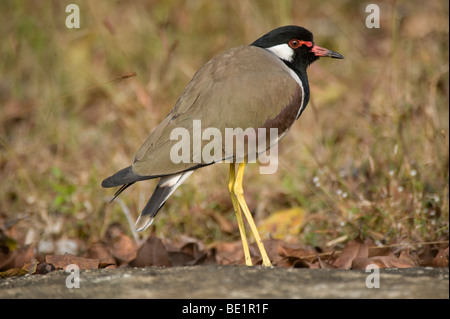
[288,39,314,49]
[288,39,301,49]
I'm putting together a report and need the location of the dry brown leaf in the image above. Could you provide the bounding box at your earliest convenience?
[308,261,321,269]
[333,236,369,269]
[278,243,316,259]
[276,256,310,268]
[431,247,449,267]
[180,242,202,258]
[45,254,99,270]
[84,242,116,267]
[104,264,117,269]
[418,245,435,266]
[14,245,35,268]
[190,252,208,265]
[249,239,284,263]
[168,251,195,266]
[352,255,417,270]
[129,236,172,267]
[398,250,419,266]
[214,241,242,254]
[0,244,35,272]
[109,234,137,263]
[104,226,138,264]
[0,250,14,271]
[23,261,38,274]
[200,249,217,265]
[316,254,339,269]
[366,238,392,257]
[214,241,244,265]
[177,242,212,265]
[249,256,262,266]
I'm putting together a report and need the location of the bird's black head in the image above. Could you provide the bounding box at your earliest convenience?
[252,25,343,72]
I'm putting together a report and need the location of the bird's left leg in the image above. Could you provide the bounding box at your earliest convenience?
[233,162,272,267]
[228,163,252,266]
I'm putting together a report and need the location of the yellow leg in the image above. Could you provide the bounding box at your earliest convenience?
[234,163,272,267]
[228,163,252,266]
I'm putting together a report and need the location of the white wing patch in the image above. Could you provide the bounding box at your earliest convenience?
[159,170,194,188]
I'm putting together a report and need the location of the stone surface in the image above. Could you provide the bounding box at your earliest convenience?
[0,266,448,299]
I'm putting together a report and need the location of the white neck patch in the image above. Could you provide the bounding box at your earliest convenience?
[266,43,294,62]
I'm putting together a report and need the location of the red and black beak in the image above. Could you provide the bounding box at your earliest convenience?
[311,45,344,59]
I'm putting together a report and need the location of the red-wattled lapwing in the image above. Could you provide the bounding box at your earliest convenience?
[102,25,343,267]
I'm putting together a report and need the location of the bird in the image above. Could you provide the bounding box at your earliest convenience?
[102,25,343,267]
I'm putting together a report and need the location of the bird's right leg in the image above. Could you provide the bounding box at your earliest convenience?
[228,163,252,266]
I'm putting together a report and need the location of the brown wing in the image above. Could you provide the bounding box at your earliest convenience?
[132,45,302,177]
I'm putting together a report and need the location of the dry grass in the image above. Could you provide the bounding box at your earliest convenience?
[0,1,448,251]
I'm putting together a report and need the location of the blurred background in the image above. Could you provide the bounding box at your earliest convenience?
[0,0,448,257]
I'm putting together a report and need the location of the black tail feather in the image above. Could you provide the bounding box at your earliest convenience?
[135,171,194,231]
[110,182,135,203]
[102,166,151,188]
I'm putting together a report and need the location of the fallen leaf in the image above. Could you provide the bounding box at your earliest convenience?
[316,253,339,269]
[109,234,137,263]
[45,254,99,270]
[129,236,172,267]
[352,255,417,270]
[278,243,316,260]
[104,225,138,264]
[276,256,310,268]
[84,242,116,267]
[418,245,435,266]
[180,242,202,259]
[13,245,35,268]
[23,261,38,275]
[249,239,283,263]
[189,252,208,266]
[104,264,117,269]
[431,247,449,267]
[398,250,419,266]
[0,254,38,278]
[0,267,28,279]
[214,241,244,265]
[168,251,195,266]
[0,250,14,271]
[258,208,305,239]
[169,241,213,266]
[176,242,215,266]
[199,249,217,265]
[333,236,369,269]
[366,238,392,257]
